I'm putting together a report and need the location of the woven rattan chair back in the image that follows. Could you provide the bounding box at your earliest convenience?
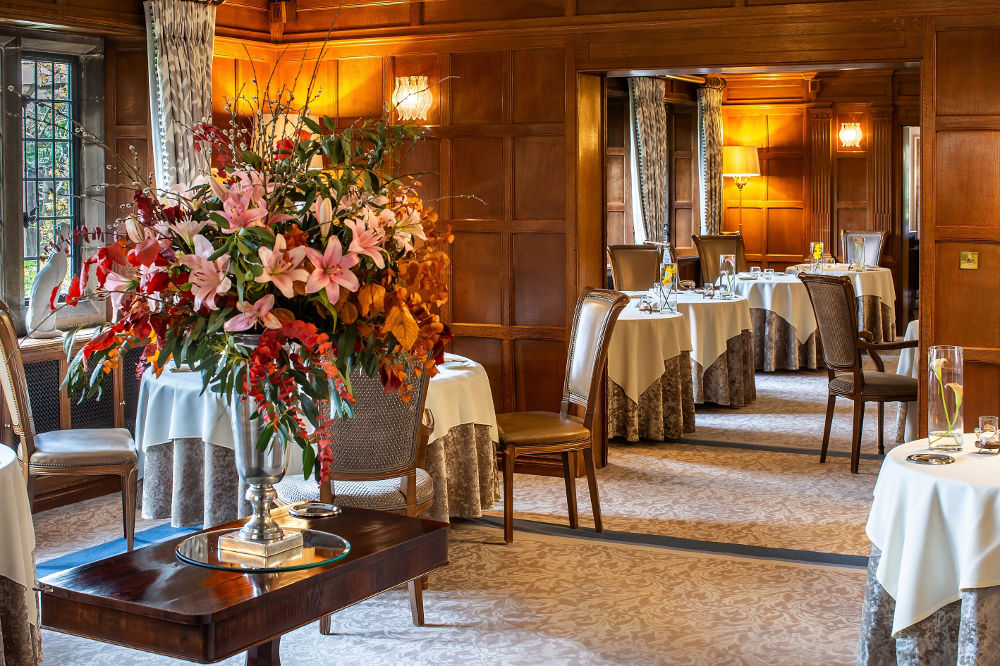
[326,368,430,478]
[607,245,659,291]
[692,233,749,285]
[0,300,36,456]
[840,230,886,266]
[561,288,629,430]
[799,273,863,372]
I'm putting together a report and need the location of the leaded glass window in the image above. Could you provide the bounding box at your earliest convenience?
[22,54,77,296]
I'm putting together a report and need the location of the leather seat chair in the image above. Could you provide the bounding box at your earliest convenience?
[839,230,887,266]
[607,245,660,290]
[691,233,749,286]
[496,288,629,543]
[798,274,918,473]
[275,369,433,626]
[0,300,138,549]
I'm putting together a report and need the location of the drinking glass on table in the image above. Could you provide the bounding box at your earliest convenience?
[974,416,1000,453]
[763,268,774,280]
[749,266,761,279]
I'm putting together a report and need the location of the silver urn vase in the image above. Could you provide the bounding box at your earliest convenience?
[219,337,303,556]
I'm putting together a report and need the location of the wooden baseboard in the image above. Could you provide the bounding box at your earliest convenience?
[31,476,121,514]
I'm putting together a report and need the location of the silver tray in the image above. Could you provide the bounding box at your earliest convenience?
[288,501,342,518]
[906,452,956,465]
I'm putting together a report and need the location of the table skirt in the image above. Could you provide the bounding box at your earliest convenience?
[750,308,821,372]
[858,545,1000,665]
[0,574,42,666]
[424,423,498,522]
[142,439,248,528]
[692,330,756,407]
[860,295,896,344]
[607,352,696,442]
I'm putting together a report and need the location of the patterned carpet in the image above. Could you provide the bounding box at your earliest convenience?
[30,365,884,664]
[34,497,865,665]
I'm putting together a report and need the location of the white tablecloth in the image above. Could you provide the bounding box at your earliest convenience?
[427,354,498,444]
[674,292,753,370]
[608,296,693,402]
[866,435,1000,635]
[0,445,38,652]
[732,274,816,344]
[896,320,919,442]
[788,264,896,312]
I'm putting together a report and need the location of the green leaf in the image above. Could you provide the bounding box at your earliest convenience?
[242,150,263,169]
[302,444,316,481]
[256,421,274,451]
[302,116,322,134]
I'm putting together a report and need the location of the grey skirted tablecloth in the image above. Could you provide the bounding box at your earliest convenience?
[692,330,756,407]
[858,545,1000,665]
[423,423,498,522]
[608,352,696,442]
[859,294,896,344]
[750,308,821,372]
[0,574,42,666]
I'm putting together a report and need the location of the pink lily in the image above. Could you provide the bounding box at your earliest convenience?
[391,208,427,253]
[179,235,231,311]
[344,217,386,269]
[219,188,268,234]
[103,271,135,313]
[304,237,359,304]
[255,234,309,299]
[225,294,282,332]
[311,195,334,238]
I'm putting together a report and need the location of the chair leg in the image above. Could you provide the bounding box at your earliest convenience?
[502,445,515,544]
[582,447,602,534]
[561,451,579,530]
[851,400,865,474]
[408,578,425,626]
[821,394,836,464]
[877,402,885,455]
[122,464,138,551]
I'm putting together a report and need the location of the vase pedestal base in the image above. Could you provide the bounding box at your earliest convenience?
[219,529,304,557]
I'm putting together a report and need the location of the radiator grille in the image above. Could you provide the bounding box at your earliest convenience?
[122,347,145,436]
[24,360,60,434]
[70,369,115,430]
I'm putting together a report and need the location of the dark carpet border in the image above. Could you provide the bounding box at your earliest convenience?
[462,516,869,569]
[668,437,884,461]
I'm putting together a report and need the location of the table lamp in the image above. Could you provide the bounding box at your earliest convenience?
[722,146,760,235]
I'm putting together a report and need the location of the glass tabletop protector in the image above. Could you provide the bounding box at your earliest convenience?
[176,528,351,573]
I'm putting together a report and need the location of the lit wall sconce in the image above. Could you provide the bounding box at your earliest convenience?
[722,145,760,235]
[392,76,433,122]
[839,122,863,149]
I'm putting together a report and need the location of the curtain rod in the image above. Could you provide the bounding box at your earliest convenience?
[659,74,707,85]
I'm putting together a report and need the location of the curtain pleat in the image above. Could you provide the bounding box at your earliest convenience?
[628,77,669,245]
[697,81,725,235]
[145,0,216,189]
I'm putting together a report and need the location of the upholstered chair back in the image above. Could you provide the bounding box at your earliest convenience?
[607,245,660,291]
[326,368,430,478]
[692,233,749,285]
[799,273,862,372]
[840,230,886,266]
[561,288,629,430]
[0,300,36,456]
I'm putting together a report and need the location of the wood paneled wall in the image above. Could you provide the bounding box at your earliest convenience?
[922,16,1000,433]
[104,39,151,232]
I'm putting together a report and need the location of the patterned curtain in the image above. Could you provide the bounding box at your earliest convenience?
[144,0,216,189]
[697,78,725,234]
[628,77,669,244]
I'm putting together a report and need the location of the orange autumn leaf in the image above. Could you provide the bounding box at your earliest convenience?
[357,284,386,318]
[381,306,419,351]
[338,300,359,325]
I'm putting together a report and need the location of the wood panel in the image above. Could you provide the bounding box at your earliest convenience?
[423,0,565,24]
[671,106,699,253]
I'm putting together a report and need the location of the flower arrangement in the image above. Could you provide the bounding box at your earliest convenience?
[929,355,963,447]
[56,88,452,480]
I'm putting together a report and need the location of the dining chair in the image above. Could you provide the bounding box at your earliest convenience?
[798,274,917,473]
[275,369,433,627]
[839,230,887,266]
[0,300,138,549]
[607,244,660,290]
[496,287,629,543]
[691,233,749,286]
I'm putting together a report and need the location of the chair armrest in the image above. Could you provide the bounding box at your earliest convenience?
[858,339,918,352]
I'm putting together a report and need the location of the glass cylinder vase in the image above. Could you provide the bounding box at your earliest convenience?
[928,345,964,451]
[719,254,736,300]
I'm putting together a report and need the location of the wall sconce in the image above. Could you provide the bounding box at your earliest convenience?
[722,145,760,235]
[392,76,433,122]
[839,122,863,149]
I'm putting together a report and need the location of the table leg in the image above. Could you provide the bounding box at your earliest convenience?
[246,636,281,666]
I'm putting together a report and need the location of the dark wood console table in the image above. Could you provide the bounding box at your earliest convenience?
[39,507,449,664]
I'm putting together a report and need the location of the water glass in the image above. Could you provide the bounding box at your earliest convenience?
[763,268,774,280]
[749,266,761,279]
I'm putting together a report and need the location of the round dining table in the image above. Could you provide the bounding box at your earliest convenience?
[136,354,498,527]
[606,295,695,441]
[858,435,1000,664]
[732,273,820,372]
[787,263,897,342]
[674,291,756,407]
[0,445,42,665]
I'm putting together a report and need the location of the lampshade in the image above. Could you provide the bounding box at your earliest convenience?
[392,76,433,122]
[722,146,760,178]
